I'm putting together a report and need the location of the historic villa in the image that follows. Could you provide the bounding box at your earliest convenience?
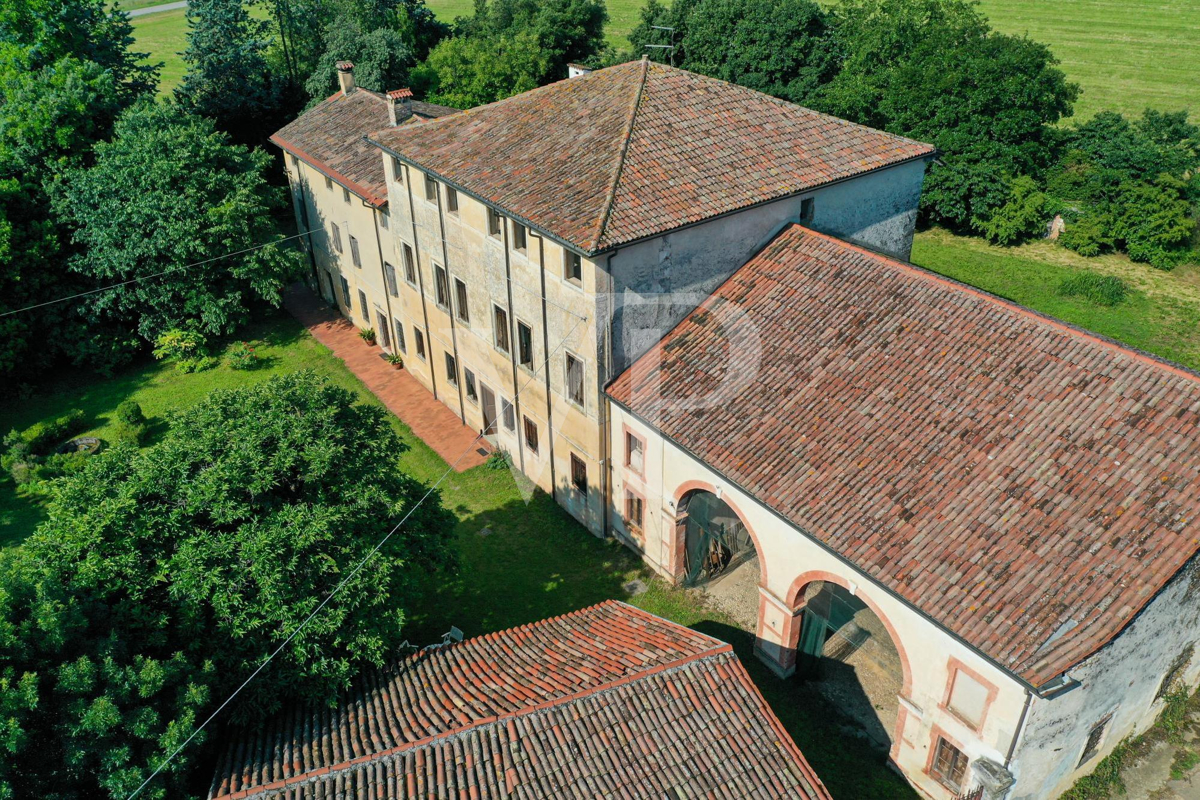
[272,58,1200,799]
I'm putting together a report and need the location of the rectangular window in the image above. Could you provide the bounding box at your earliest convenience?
[454,277,469,324]
[948,669,989,729]
[517,321,533,369]
[464,368,477,403]
[291,154,300,170]
[626,431,644,474]
[931,737,968,790]
[1079,714,1113,767]
[339,276,351,307]
[566,353,584,406]
[493,305,510,353]
[394,318,406,353]
[800,197,815,223]
[446,187,458,213]
[414,328,426,360]
[349,235,362,268]
[444,352,457,386]
[424,174,438,202]
[357,290,369,323]
[501,398,515,431]
[378,209,389,230]
[434,265,449,309]
[343,187,351,204]
[325,176,333,191]
[402,243,417,285]
[383,263,399,297]
[487,207,502,238]
[330,222,343,254]
[564,251,582,285]
[392,156,404,183]
[571,453,587,494]
[523,416,539,455]
[512,221,527,251]
[625,490,644,530]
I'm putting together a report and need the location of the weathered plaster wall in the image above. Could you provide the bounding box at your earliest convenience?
[604,158,928,375]
[1009,561,1200,799]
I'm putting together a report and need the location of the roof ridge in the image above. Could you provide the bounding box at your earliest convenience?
[589,57,651,253]
[221,636,733,800]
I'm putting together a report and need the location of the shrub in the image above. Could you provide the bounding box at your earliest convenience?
[23,410,86,455]
[154,329,213,372]
[177,355,219,374]
[1058,272,1129,306]
[227,341,258,370]
[485,449,512,471]
[115,400,146,427]
[1059,213,1117,257]
[975,176,1058,246]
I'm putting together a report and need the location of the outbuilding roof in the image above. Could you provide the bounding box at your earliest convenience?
[270,88,457,207]
[208,601,829,799]
[607,225,1200,689]
[368,60,934,254]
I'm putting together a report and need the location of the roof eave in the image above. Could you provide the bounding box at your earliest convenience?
[271,134,388,209]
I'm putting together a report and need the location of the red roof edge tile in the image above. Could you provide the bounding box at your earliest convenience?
[269,133,388,208]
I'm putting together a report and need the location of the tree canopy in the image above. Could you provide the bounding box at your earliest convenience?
[414,29,548,107]
[0,371,456,799]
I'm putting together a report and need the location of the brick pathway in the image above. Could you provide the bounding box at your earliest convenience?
[284,285,491,471]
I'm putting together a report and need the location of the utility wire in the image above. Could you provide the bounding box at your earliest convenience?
[0,230,316,319]
[125,311,588,800]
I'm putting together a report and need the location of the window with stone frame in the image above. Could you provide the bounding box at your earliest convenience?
[339,276,351,307]
[564,251,582,285]
[454,277,470,324]
[434,265,449,309]
[384,262,398,297]
[342,187,351,204]
[571,453,587,494]
[625,430,645,473]
[624,490,644,531]
[349,235,361,268]
[424,174,437,202]
[517,320,533,369]
[487,207,502,238]
[512,221,527,251]
[445,187,458,213]
[402,243,417,285]
[444,352,458,386]
[414,328,426,360]
[566,353,585,407]
[523,416,539,455]
[393,319,406,353]
[357,290,369,323]
[501,397,515,431]
[464,368,478,403]
[493,305,510,353]
[931,736,968,791]
[330,222,343,254]
[392,156,404,183]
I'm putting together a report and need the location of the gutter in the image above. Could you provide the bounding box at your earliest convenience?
[272,135,387,208]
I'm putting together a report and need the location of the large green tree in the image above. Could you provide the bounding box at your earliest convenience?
[0,371,456,799]
[304,15,416,99]
[457,0,606,84]
[54,100,300,352]
[414,29,548,107]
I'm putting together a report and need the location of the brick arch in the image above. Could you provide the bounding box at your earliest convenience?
[785,569,913,763]
[672,479,767,586]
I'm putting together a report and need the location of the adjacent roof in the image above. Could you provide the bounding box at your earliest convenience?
[208,601,829,800]
[608,225,1200,689]
[270,89,457,207]
[368,60,935,254]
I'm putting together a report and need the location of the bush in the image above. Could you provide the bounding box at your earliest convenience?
[975,176,1059,246]
[1058,272,1129,306]
[1059,213,1117,257]
[177,355,219,374]
[115,400,145,427]
[23,409,86,455]
[227,341,258,370]
[485,449,512,471]
[358,327,377,344]
[154,329,212,372]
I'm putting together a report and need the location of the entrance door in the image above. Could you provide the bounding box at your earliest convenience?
[480,384,497,435]
[321,271,335,304]
[375,309,391,350]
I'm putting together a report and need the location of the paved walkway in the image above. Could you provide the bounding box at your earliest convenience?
[127,0,187,17]
[284,285,491,471]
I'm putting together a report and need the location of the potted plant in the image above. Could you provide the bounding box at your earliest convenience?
[359,327,377,345]
[385,352,404,369]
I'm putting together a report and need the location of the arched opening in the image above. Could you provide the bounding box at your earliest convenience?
[676,488,760,630]
[794,580,904,751]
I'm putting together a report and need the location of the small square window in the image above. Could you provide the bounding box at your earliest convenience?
[517,321,533,369]
[1079,714,1113,767]
[501,398,515,431]
[291,154,300,170]
[625,490,644,530]
[392,156,404,183]
[358,290,369,323]
[800,197,815,223]
[343,187,351,204]
[464,368,477,403]
[564,251,582,285]
[394,319,406,353]
[424,174,438,202]
[384,263,399,297]
[325,176,333,192]
[566,353,584,406]
[571,453,587,494]
[446,187,458,213]
[434,265,449,309]
[512,221,527,251]
[414,328,426,360]
[931,737,968,791]
[444,352,457,385]
[349,235,362,268]
[626,431,644,473]
[330,222,343,254]
[454,277,470,324]
[379,209,389,230]
[523,416,539,455]
[339,276,351,307]
[493,305,510,353]
[402,243,417,285]
[487,207,502,238]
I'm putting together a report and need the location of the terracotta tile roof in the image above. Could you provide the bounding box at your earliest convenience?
[368,60,934,254]
[270,89,458,207]
[208,601,828,800]
[608,225,1200,689]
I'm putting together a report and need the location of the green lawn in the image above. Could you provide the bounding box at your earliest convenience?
[0,307,912,798]
[131,7,187,93]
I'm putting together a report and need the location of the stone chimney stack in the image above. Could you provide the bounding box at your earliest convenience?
[386,88,414,126]
[336,61,355,94]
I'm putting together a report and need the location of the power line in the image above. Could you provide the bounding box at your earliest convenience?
[0,230,316,319]
[125,311,588,800]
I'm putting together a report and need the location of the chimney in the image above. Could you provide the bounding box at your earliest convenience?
[336,61,355,94]
[567,63,592,79]
[386,88,414,126]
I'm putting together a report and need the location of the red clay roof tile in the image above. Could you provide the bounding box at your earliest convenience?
[608,225,1200,688]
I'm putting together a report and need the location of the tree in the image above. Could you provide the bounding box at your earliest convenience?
[0,371,457,799]
[414,30,549,108]
[53,99,301,351]
[305,15,416,99]
[459,0,607,83]
[975,175,1058,245]
[176,0,280,145]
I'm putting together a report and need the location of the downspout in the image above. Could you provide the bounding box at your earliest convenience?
[404,165,438,401]
[434,182,466,423]
[501,218,526,474]
[601,249,618,539]
[529,230,556,503]
[1005,688,1034,768]
[367,201,395,348]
